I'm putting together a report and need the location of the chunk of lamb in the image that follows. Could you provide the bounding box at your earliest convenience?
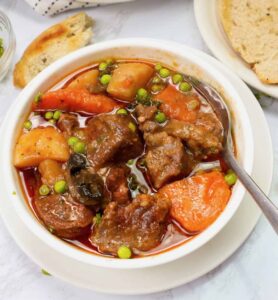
[135,104,160,134]
[164,112,223,159]
[57,113,79,137]
[35,194,93,239]
[106,165,130,205]
[145,132,195,189]
[90,194,170,255]
[135,104,195,189]
[85,114,143,170]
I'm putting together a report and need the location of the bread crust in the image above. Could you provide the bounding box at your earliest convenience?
[14,12,93,88]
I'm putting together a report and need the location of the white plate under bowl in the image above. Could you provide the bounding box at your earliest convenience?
[0,49,272,295]
[194,0,278,98]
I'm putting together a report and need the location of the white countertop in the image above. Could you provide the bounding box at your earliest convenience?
[0,0,278,299]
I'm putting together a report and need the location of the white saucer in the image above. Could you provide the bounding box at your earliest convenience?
[0,51,273,295]
[194,0,278,98]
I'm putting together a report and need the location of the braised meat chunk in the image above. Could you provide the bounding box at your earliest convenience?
[90,194,170,255]
[106,165,131,205]
[164,112,223,159]
[57,113,79,136]
[135,104,160,134]
[35,194,93,239]
[145,132,195,189]
[135,104,195,189]
[85,114,143,170]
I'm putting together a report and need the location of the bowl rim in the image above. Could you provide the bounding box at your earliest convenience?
[0,38,254,269]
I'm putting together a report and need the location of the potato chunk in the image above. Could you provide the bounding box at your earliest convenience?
[38,159,64,186]
[107,63,154,101]
[67,69,99,90]
[14,127,70,168]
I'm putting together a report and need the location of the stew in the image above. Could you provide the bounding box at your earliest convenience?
[14,59,237,259]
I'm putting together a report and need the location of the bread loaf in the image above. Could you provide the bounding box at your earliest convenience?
[219,0,278,84]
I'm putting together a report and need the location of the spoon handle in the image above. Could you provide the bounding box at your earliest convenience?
[224,148,278,235]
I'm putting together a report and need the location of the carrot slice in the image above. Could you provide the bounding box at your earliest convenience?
[158,171,231,232]
[33,88,119,114]
[154,85,200,123]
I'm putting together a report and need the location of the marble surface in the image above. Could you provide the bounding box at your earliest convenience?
[0,0,278,299]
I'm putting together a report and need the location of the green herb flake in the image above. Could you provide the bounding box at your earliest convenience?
[41,269,51,276]
[0,38,4,59]
[12,191,16,196]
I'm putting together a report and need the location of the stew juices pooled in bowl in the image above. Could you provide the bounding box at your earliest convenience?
[13,58,236,260]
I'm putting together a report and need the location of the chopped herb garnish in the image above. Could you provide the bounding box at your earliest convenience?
[0,38,4,58]
[41,269,51,276]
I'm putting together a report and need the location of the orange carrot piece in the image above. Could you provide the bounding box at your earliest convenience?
[154,85,200,123]
[158,171,231,233]
[33,88,119,114]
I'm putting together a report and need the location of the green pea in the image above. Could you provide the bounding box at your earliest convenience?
[155,111,167,123]
[155,64,162,71]
[44,111,53,120]
[93,213,102,225]
[151,85,163,93]
[128,122,136,133]
[224,171,237,186]
[159,68,170,78]
[116,108,128,115]
[34,92,42,104]
[179,81,192,92]
[23,120,32,130]
[99,62,108,71]
[127,159,134,166]
[106,58,113,66]
[187,100,199,111]
[49,119,56,125]
[152,76,162,84]
[73,141,86,154]
[54,180,68,194]
[136,88,148,102]
[172,73,183,84]
[53,110,62,120]
[68,136,79,147]
[39,184,50,196]
[100,74,111,85]
[117,245,132,259]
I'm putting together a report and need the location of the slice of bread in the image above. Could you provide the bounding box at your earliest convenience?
[14,12,94,88]
[219,0,278,84]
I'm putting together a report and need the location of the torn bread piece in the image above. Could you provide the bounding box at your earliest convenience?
[14,12,94,88]
[219,0,278,84]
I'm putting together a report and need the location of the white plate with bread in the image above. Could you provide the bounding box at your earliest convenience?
[194,0,278,98]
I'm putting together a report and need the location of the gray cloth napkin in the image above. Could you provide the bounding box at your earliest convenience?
[25,0,134,16]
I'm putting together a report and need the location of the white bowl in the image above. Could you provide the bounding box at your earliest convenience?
[0,38,254,269]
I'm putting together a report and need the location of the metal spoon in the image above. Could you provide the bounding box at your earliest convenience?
[186,76,278,235]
